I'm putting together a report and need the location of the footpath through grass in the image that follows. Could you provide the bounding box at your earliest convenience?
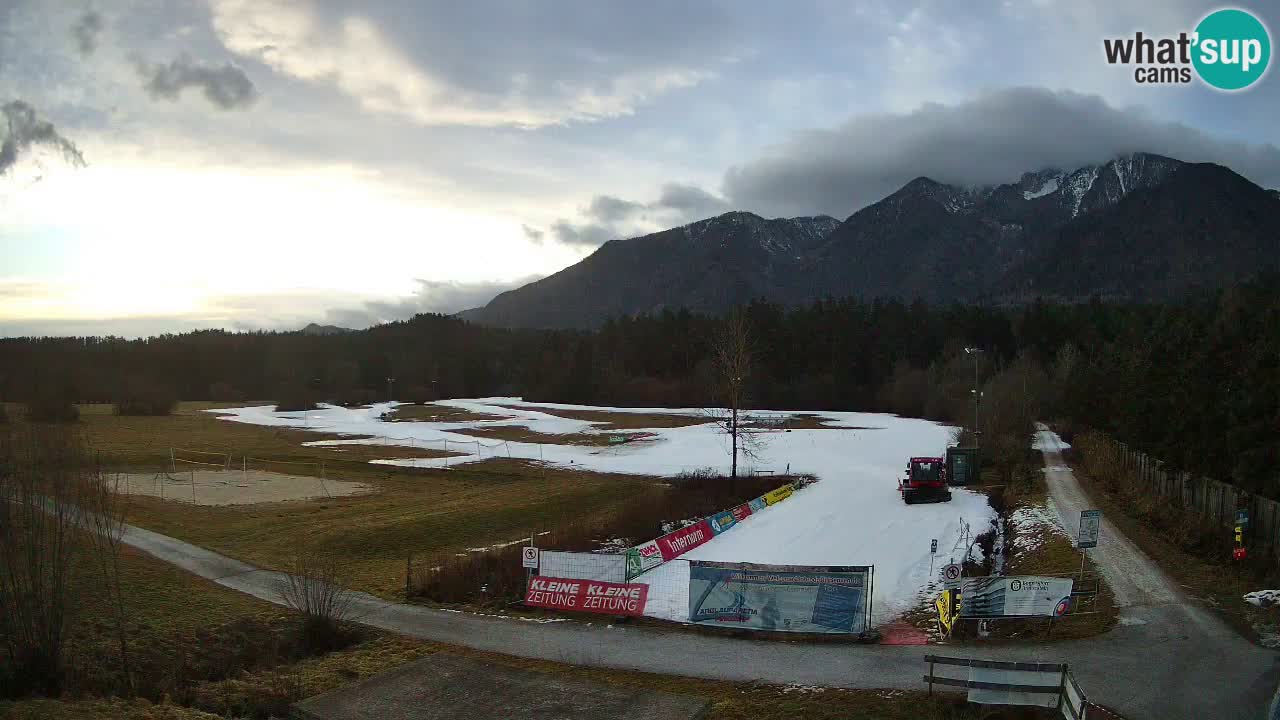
[7,535,1019,720]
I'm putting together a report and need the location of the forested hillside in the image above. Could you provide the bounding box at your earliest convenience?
[2,278,1278,498]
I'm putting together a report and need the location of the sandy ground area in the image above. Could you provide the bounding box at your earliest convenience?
[117,469,372,506]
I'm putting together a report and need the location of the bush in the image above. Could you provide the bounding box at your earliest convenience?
[207,382,245,402]
[23,388,79,423]
[401,384,435,405]
[276,551,360,654]
[274,384,317,413]
[114,377,177,416]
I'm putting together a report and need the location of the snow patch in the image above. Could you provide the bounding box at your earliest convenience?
[210,397,996,626]
[1244,590,1280,608]
[1023,176,1060,200]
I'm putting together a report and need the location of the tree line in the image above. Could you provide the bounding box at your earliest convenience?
[1,276,1276,498]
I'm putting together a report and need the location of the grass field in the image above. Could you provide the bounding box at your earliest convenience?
[71,402,661,598]
[448,424,655,446]
[4,518,1010,720]
[386,404,512,423]
[491,403,709,430]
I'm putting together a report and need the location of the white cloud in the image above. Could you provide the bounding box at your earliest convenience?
[210,0,715,128]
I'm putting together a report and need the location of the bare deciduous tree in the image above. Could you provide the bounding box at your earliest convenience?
[704,310,765,482]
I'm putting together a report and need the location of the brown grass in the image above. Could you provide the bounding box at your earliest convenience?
[386,404,513,423]
[67,402,663,598]
[16,526,1012,720]
[491,404,709,430]
[412,471,798,607]
[448,425,656,447]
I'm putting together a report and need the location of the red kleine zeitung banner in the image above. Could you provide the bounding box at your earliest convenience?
[524,576,649,616]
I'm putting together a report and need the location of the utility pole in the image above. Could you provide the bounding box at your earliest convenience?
[386,376,396,403]
[964,347,983,447]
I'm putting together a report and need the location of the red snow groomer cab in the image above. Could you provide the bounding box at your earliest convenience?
[898,456,952,505]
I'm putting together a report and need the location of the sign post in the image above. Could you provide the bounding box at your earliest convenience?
[522,541,539,594]
[942,563,963,588]
[929,538,938,576]
[1077,510,1101,579]
[1233,510,1248,595]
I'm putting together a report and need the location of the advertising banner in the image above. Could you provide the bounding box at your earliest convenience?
[959,576,1074,618]
[762,484,794,506]
[748,497,767,512]
[625,540,663,579]
[657,519,714,560]
[525,576,649,616]
[688,561,871,634]
[709,504,753,534]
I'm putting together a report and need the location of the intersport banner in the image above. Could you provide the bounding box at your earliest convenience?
[524,576,649,616]
[688,561,871,634]
[958,576,1074,618]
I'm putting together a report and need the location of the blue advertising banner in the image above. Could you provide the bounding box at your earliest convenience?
[687,561,872,634]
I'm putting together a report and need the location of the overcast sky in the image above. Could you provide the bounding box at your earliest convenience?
[2,0,1278,337]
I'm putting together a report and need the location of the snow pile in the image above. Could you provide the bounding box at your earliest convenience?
[1031,430,1071,452]
[1244,590,1280,608]
[209,398,996,624]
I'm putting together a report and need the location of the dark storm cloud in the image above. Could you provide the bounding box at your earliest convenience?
[322,276,544,328]
[0,100,86,175]
[723,87,1280,218]
[541,182,729,249]
[70,10,103,56]
[135,56,257,110]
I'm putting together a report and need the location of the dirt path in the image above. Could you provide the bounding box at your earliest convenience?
[1035,426,1178,609]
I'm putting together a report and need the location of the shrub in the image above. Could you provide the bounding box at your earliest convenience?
[276,551,360,654]
[274,384,317,413]
[113,377,177,416]
[207,382,244,402]
[401,384,435,405]
[23,387,79,423]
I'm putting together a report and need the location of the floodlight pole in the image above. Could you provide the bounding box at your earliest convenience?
[964,347,984,447]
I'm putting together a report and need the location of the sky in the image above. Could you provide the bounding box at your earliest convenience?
[1,0,1278,337]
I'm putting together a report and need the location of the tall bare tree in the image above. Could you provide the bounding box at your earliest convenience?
[706,310,762,481]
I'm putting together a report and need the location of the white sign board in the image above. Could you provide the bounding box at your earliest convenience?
[959,576,1074,618]
[943,563,963,583]
[521,546,540,569]
[1078,510,1101,549]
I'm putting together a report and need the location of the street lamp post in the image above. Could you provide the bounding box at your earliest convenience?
[386,376,395,404]
[964,347,983,447]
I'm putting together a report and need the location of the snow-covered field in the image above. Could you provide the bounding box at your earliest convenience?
[209,398,995,624]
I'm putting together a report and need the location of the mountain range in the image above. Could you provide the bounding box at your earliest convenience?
[463,153,1280,329]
